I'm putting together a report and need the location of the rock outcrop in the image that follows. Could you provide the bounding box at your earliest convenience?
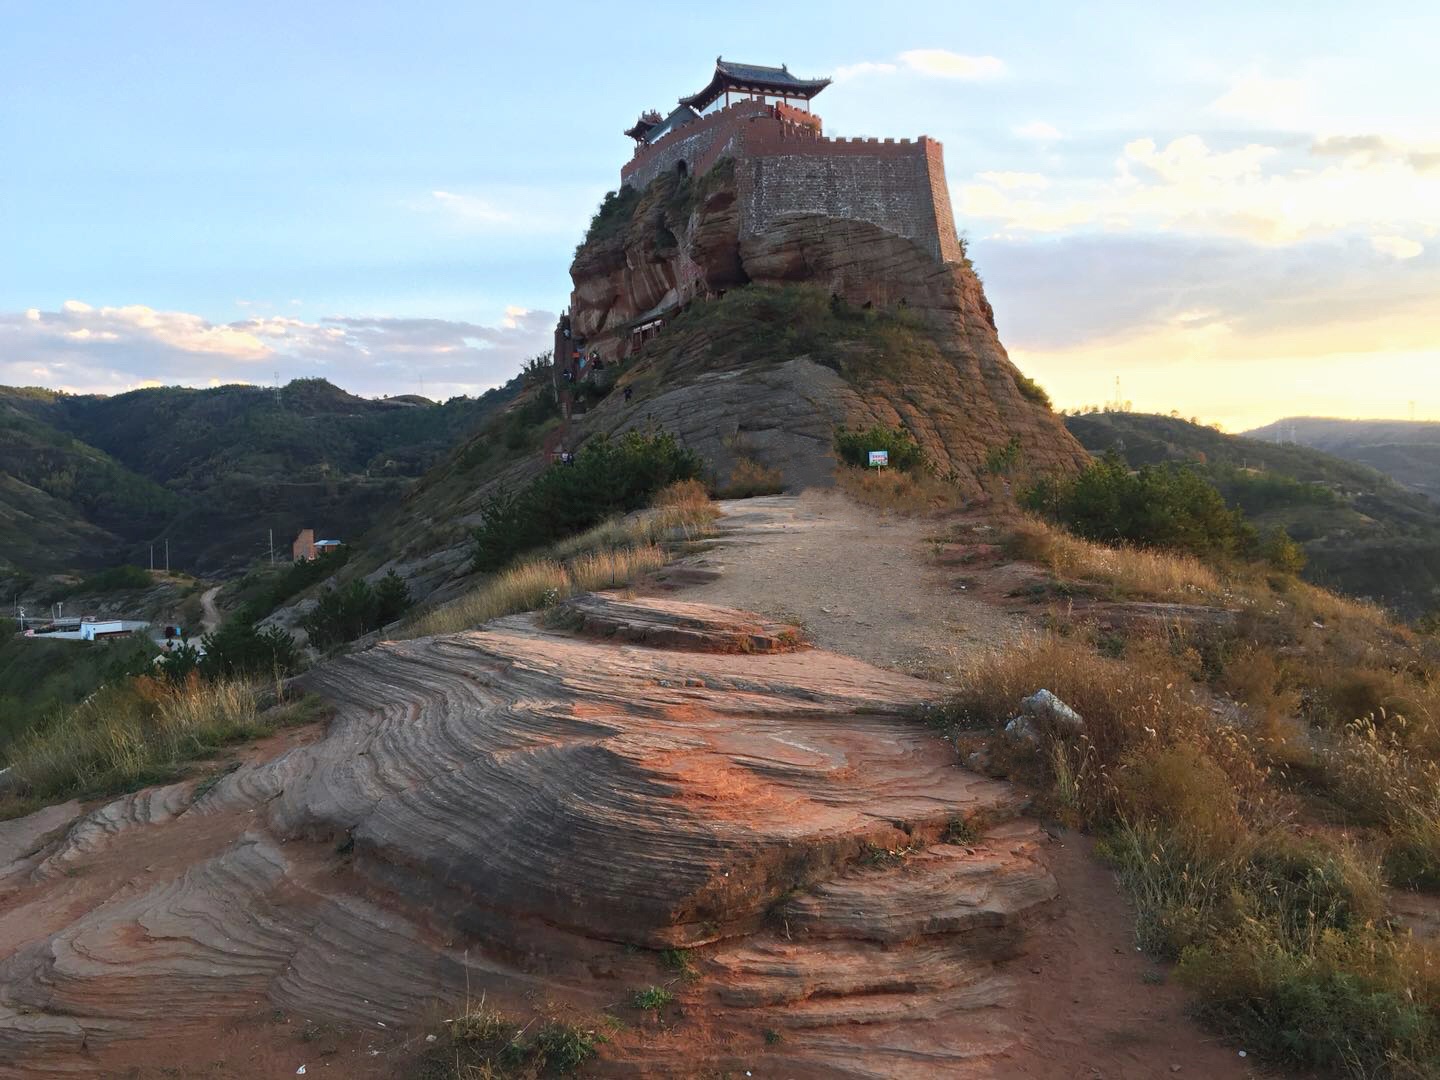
[564,167,1089,495]
[0,595,1055,1076]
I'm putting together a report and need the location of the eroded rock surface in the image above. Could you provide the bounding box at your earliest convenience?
[566,168,1089,495]
[0,596,1055,1077]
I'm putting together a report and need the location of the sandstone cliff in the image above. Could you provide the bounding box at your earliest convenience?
[565,164,1089,493]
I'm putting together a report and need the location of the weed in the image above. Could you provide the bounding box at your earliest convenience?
[660,948,697,979]
[943,816,979,845]
[630,985,674,1011]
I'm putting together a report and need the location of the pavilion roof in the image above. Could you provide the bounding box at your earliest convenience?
[678,58,831,112]
[624,109,664,141]
[642,104,701,144]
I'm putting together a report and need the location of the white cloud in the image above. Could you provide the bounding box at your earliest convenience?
[1372,235,1424,259]
[899,49,1006,80]
[1209,71,1310,127]
[429,190,513,225]
[1013,121,1061,141]
[959,133,1440,246]
[833,61,897,82]
[0,302,557,399]
[976,171,1050,191]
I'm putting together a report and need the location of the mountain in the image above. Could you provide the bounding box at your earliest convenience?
[1244,417,1440,502]
[1066,410,1440,617]
[0,378,517,580]
[320,156,1088,611]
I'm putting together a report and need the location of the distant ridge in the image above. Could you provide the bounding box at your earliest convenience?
[1244,416,1440,502]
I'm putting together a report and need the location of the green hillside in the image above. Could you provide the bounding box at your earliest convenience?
[1064,411,1440,618]
[0,377,519,580]
[1244,417,1440,502]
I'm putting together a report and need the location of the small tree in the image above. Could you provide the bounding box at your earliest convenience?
[374,571,411,626]
[199,620,302,679]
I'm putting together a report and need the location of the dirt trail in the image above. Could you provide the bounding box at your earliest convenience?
[200,584,222,633]
[667,492,1254,1079]
[671,490,1023,676]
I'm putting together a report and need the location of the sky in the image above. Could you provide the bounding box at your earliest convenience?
[2,1,1437,430]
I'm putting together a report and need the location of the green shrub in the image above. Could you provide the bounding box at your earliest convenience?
[631,985,674,1010]
[579,185,641,250]
[301,571,411,649]
[471,430,702,572]
[231,545,350,623]
[1014,371,1051,408]
[198,620,302,679]
[71,564,151,593]
[1024,453,1256,559]
[834,424,927,472]
[1260,526,1308,574]
[1178,926,1438,1075]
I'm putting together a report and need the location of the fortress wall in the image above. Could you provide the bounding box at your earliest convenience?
[737,135,960,264]
[621,100,771,190]
[622,103,964,266]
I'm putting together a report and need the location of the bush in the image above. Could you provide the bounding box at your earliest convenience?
[1260,526,1308,574]
[1014,371,1051,408]
[579,185,641,250]
[471,429,703,572]
[71,564,151,593]
[231,545,350,623]
[301,571,411,649]
[198,620,302,679]
[834,424,927,472]
[717,457,785,499]
[1024,453,1256,559]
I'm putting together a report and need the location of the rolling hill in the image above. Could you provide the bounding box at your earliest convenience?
[1066,411,1440,618]
[0,377,519,581]
[1244,417,1440,503]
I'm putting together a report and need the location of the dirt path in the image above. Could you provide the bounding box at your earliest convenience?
[668,492,1254,1079]
[670,490,1023,677]
[200,584,222,633]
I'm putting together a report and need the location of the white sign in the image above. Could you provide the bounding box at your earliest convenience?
[868,450,889,468]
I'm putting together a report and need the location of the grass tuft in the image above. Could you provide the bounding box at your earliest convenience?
[630,985,674,1011]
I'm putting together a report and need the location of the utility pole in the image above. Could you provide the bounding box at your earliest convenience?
[150,544,154,571]
[269,528,275,566]
[164,539,170,573]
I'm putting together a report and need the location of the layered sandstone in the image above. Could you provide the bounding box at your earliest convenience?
[0,594,1056,1077]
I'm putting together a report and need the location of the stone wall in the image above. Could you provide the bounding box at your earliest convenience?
[736,137,960,264]
[622,102,963,267]
[620,100,771,191]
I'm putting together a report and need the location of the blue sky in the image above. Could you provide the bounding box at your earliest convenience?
[2,1,1437,427]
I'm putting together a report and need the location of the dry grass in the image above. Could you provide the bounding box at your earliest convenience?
[716,457,785,499]
[835,465,962,515]
[405,546,666,638]
[407,485,718,639]
[1004,513,1224,602]
[942,615,1440,1075]
[3,675,312,810]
